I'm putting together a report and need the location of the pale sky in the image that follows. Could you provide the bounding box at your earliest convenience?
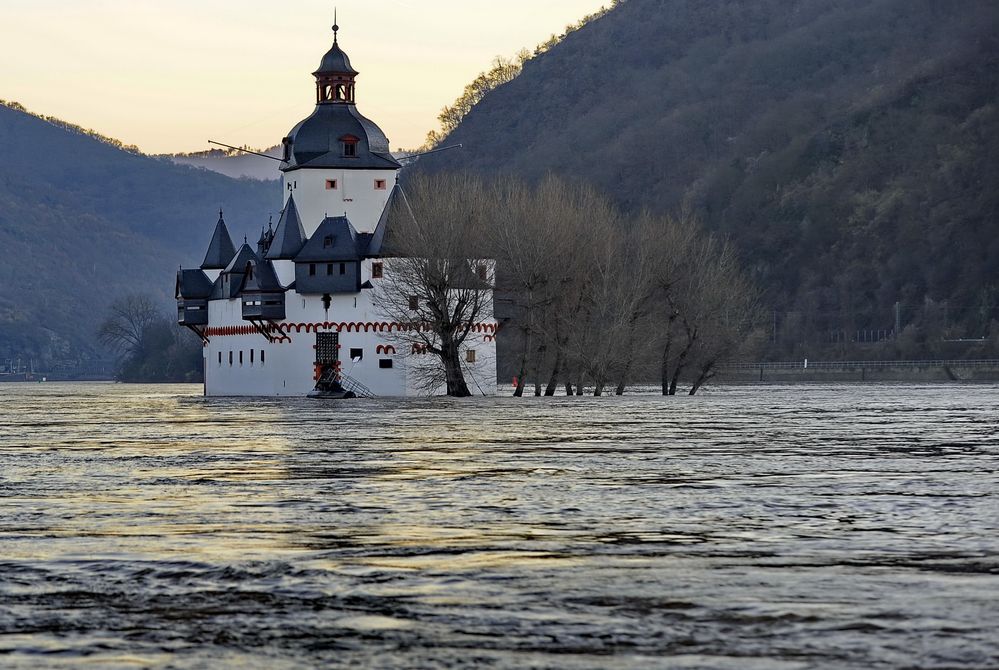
[0,0,607,154]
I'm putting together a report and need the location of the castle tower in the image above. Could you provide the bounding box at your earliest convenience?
[280,21,401,236]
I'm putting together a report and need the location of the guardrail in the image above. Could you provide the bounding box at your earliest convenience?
[720,359,999,371]
[339,371,376,398]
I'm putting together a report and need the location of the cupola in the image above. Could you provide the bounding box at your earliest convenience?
[314,19,358,105]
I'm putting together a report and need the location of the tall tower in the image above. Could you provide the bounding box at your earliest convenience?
[280,21,401,236]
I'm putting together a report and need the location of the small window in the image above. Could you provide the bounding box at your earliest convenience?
[229,351,233,366]
[466,350,477,363]
[343,142,357,157]
[350,348,363,361]
[250,349,254,364]
[246,265,254,280]
[339,262,346,275]
[477,264,487,280]
[326,263,334,275]
[409,295,419,310]
[379,359,393,369]
[374,179,387,190]
[260,350,265,365]
[218,352,222,366]
[323,235,334,248]
[309,263,316,276]
[239,351,243,366]
[325,179,338,190]
[371,262,383,278]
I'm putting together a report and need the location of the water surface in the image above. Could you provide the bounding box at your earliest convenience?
[1,383,997,668]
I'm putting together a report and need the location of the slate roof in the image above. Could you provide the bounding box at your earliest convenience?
[201,211,237,270]
[240,259,284,294]
[314,42,358,76]
[281,104,401,171]
[367,183,400,257]
[294,216,369,262]
[265,194,307,260]
[220,243,260,298]
[175,269,214,300]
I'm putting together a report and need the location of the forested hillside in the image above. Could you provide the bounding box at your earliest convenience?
[420,0,999,358]
[0,103,276,370]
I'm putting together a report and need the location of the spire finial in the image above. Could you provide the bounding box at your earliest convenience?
[244,234,248,244]
[332,8,339,44]
[218,208,223,220]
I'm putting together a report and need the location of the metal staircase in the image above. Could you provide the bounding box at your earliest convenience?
[337,370,376,398]
[312,366,376,399]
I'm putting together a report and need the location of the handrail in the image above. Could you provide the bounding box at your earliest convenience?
[721,359,999,371]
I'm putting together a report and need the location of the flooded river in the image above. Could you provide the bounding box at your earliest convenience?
[1,383,997,668]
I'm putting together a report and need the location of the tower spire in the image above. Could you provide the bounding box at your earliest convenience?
[332,8,339,44]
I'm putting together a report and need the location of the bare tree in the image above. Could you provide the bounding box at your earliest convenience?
[98,294,160,355]
[684,243,762,394]
[651,227,761,396]
[374,173,494,397]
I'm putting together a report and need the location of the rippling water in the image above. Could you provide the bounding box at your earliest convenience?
[1,382,998,669]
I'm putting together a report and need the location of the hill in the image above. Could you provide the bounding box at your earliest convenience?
[163,145,284,181]
[420,0,999,357]
[0,102,277,371]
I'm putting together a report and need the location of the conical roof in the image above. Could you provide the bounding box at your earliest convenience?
[294,216,364,262]
[240,259,284,293]
[265,194,307,260]
[367,183,400,257]
[201,210,237,270]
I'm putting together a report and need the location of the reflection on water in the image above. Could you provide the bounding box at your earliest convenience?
[1,383,998,668]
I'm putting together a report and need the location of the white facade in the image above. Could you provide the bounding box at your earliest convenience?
[282,168,398,236]
[200,258,498,397]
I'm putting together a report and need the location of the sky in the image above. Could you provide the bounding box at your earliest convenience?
[0,0,607,154]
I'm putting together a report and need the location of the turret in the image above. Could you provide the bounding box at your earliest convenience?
[279,20,401,235]
[201,209,237,282]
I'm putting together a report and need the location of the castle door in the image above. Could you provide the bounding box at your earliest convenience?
[316,332,339,365]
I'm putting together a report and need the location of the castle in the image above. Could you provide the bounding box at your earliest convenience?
[175,23,497,397]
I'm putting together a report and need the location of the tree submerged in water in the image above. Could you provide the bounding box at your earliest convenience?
[382,173,760,396]
[98,294,202,383]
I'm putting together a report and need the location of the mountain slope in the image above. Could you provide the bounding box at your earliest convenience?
[0,104,277,367]
[420,0,999,351]
[163,146,284,181]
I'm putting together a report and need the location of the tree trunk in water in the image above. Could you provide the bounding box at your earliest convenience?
[660,316,678,396]
[661,340,671,395]
[544,347,562,396]
[532,345,544,396]
[565,381,573,396]
[615,355,634,396]
[593,380,604,396]
[689,363,716,396]
[668,331,696,397]
[575,373,584,396]
[442,344,471,397]
[512,329,529,397]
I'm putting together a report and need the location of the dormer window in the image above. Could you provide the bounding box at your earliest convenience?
[323,235,335,248]
[340,134,360,158]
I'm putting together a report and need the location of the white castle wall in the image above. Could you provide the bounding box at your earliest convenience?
[202,258,497,397]
[282,168,398,235]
